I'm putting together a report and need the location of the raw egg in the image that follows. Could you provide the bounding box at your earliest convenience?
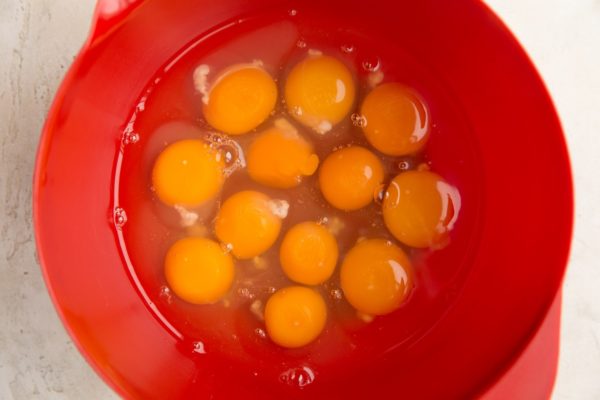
[382,170,461,248]
[164,237,235,304]
[247,119,319,188]
[264,286,327,348]
[280,221,338,285]
[285,55,355,134]
[214,190,286,259]
[340,239,413,315]
[360,83,429,156]
[203,65,277,135]
[152,139,224,207]
[318,146,384,210]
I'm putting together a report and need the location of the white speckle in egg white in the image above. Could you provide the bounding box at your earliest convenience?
[268,199,290,219]
[193,64,211,104]
[325,216,344,235]
[174,205,199,227]
[316,120,332,135]
[274,118,299,137]
[253,256,268,270]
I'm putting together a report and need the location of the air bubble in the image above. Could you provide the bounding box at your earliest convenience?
[340,44,355,54]
[361,56,381,72]
[254,328,267,339]
[280,366,316,388]
[159,286,173,304]
[238,287,255,299]
[113,207,127,228]
[192,341,207,354]
[216,143,239,166]
[296,39,307,48]
[122,131,140,145]
[205,132,246,176]
[351,113,367,128]
[221,242,234,253]
[330,289,343,300]
[398,160,411,171]
[291,106,303,117]
[288,9,297,16]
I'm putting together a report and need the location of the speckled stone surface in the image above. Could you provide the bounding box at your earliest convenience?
[0,1,598,399]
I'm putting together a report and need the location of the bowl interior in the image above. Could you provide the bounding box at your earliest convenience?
[34,0,572,398]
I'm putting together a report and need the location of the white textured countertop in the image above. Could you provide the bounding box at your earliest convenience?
[1,1,598,398]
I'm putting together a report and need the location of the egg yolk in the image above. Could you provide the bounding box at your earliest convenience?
[340,239,413,315]
[360,83,429,156]
[247,119,319,189]
[318,146,385,210]
[214,190,284,259]
[382,171,461,248]
[152,139,224,207]
[264,286,327,348]
[203,66,277,135]
[164,237,235,304]
[280,222,338,285]
[285,55,355,134]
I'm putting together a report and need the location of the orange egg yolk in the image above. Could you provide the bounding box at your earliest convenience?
[203,66,277,135]
[280,221,338,285]
[164,237,235,304]
[360,83,430,156]
[382,170,461,248]
[152,139,224,207]
[264,286,327,348]
[318,146,384,210]
[247,119,319,189]
[214,190,284,259]
[285,55,355,134]
[340,239,413,315]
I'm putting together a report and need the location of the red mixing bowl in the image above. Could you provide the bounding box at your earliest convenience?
[33,0,573,398]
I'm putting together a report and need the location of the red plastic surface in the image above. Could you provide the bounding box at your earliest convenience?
[481,290,562,400]
[33,0,573,399]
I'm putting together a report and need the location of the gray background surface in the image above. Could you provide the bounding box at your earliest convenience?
[1,0,598,398]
